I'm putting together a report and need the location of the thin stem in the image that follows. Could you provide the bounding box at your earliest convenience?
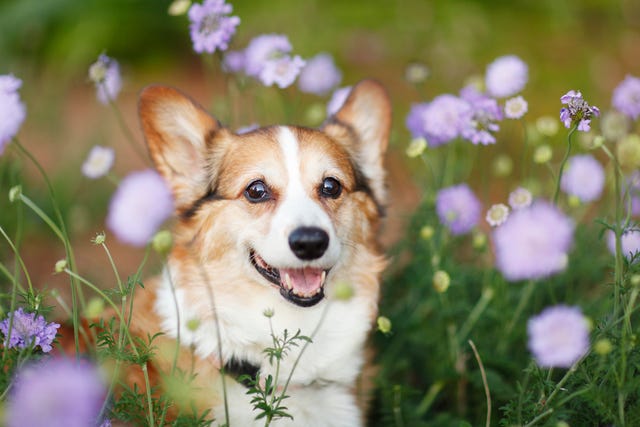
[553,124,578,205]
[105,92,148,163]
[499,280,536,353]
[468,340,491,427]
[457,287,494,342]
[0,225,32,293]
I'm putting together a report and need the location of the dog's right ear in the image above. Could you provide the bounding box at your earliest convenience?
[139,85,222,211]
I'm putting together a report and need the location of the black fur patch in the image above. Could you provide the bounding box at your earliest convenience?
[180,188,224,220]
[223,358,260,388]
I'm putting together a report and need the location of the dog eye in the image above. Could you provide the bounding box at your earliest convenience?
[320,177,342,199]
[244,180,271,203]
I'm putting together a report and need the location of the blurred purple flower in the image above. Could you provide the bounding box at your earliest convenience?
[107,169,174,247]
[236,123,260,134]
[612,74,640,121]
[222,50,246,73]
[460,94,503,145]
[607,228,640,260]
[0,308,59,353]
[625,171,640,217]
[82,145,115,179]
[89,54,122,105]
[0,74,27,153]
[560,154,605,202]
[297,53,342,96]
[244,34,292,77]
[6,358,106,427]
[493,201,574,281]
[405,95,471,146]
[559,90,600,132]
[188,0,240,54]
[258,54,306,89]
[528,305,589,368]
[436,184,482,235]
[326,86,352,116]
[485,55,528,98]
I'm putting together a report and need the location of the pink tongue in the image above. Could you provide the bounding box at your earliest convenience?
[280,267,324,294]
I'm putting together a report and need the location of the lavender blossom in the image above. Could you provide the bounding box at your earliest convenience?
[405,95,471,146]
[607,228,640,261]
[612,74,640,121]
[493,201,574,281]
[82,145,115,179]
[560,154,605,203]
[326,86,352,116]
[107,169,174,246]
[188,0,240,54]
[527,305,589,368]
[297,53,342,96]
[559,90,600,132]
[485,55,528,98]
[6,358,106,427]
[244,34,292,77]
[460,94,503,145]
[436,184,482,235]
[88,54,122,105]
[0,308,59,352]
[222,50,246,73]
[258,54,306,89]
[0,74,27,153]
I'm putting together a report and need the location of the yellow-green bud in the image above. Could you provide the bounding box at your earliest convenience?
[186,318,201,331]
[8,185,22,203]
[472,232,487,250]
[406,138,427,158]
[152,230,173,256]
[54,259,68,274]
[263,308,275,318]
[377,316,392,334]
[432,270,451,293]
[84,297,106,318]
[332,282,354,301]
[420,225,435,240]
[88,60,107,84]
[555,421,570,427]
[601,110,630,142]
[92,232,106,245]
[536,116,559,137]
[305,103,325,126]
[533,144,553,164]
[567,195,581,208]
[431,254,440,268]
[631,274,640,287]
[591,135,605,149]
[593,338,613,356]
[492,154,513,177]
[617,134,640,169]
[168,0,191,16]
[404,62,430,84]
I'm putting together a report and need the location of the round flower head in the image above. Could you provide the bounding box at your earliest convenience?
[406,137,427,158]
[559,90,600,132]
[107,169,174,247]
[82,145,115,179]
[607,228,640,261]
[612,74,640,121]
[0,74,27,153]
[326,86,352,116]
[258,54,306,89]
[536,115,560,137]
[89,54,122,105]
[527,305,589,368]
[188,0,240,54]
[460,94,503,145]
[559,154,605,202]
[508,187,533,210]
[297,53,342,96]
[485,55,529,98]
[486,203,510,227]
[243,34,292,77]
[222,50,246,73]
[436,184,482,235]
[493,201,574,281]
[6,358,106,427]
[0,308,60,353]
[504,95,528,119]
[406,95,471,146]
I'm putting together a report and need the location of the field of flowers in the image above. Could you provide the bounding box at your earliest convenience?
[1,0,640,426]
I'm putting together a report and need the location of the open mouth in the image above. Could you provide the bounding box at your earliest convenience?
[249,250,327,307]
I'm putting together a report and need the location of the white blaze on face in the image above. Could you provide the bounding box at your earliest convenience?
[254,126,340,268]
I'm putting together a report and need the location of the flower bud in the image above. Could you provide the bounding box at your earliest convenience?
[432,270,451,293]
[406,138,427,158]
[84,297,106,318]
[8,185,22,203]
[187,318,201,331]
[152,230,173,256]
[593,338,613,356]
[54,259,68,274]
[492,154,513,177]
[377,316,392,334]
[420,225,434,240]
[533,144,553,164]
[332,282,354,301]
[92,232,106,245]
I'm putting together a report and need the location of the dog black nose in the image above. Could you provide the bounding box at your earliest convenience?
[288,227,329,260]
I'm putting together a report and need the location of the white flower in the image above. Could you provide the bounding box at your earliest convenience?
[486,203,510,227]
[504,96,528,119]
[82,146,115,179]
[508,187,533,210]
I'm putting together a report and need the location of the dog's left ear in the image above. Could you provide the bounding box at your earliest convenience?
[322,79,391,205]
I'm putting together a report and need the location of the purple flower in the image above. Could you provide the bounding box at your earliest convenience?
[612,75,640,121]
[436,184,482,235]
[405,95,471,146]
[188,0,240,54]
[607,228,640,260]
[244,34,292,77]
[88,54,122,105]
[624,172,640,217]
[559,90,600,132]
[297,53,342,96]
[0,74,27,153]
[258,54,306,89]
[0,308,59,353]
[107,169,174,246]
[493,201,574,281]
[326,86,352,116]
[222,50,246,73]
[6,358,106,427]
[485,55,528,98]
[560,154,605,202]
[528,305,589,368]
[460,93,503,145]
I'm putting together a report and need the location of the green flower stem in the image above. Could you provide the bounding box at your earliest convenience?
[0,226,33,293]
[416,381,445,417]
[468,340,491,427]
[105,91,148,164]
[499,279,536,353]
[523,408,553,427]
[456,287,494,343]
[552,124,578,205]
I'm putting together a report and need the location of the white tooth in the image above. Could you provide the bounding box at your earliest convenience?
[320,271,326,285]
[284,273,293,290]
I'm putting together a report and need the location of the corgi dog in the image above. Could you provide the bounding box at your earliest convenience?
[127,79,391,426]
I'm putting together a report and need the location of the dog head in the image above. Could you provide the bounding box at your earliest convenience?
[139,80,390,309]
